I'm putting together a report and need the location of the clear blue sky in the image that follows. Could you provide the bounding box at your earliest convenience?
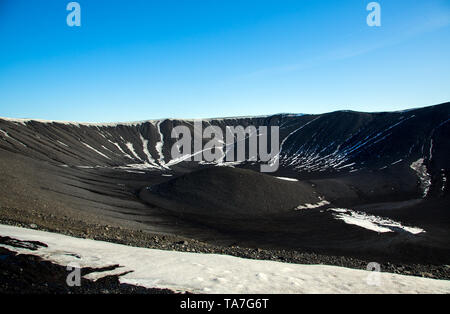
[0,0,449,122]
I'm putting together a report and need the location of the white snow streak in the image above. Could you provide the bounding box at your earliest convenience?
[280,115,416,173]
[0,129,27,147]
[125,142,142,161]
[329,208,425,235]
[107,140,133,160]
[116,163,161,171]
[276,177,299,182]
[81,142,111,160]
[441,170,447,192]
[429,139,434,161]
[0,129,10,138]
[139,134,157,166]
[155,121,167,167]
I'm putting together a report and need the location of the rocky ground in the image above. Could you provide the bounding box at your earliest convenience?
[1,205,449,284]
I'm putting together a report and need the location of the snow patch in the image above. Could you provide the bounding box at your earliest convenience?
[410,158,431,197]
[329,208,425,235]
[296,200,330,210]
[0,224,447,294]
[121,138,162,170]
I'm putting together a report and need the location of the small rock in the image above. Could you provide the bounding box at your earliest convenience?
[422,272,434,278]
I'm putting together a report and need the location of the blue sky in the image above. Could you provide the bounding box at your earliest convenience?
[0,0,449,122]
